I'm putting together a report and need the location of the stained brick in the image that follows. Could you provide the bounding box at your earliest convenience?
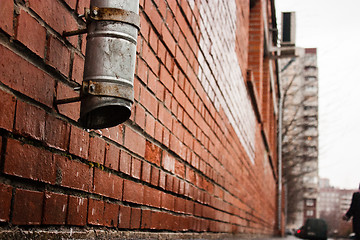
[47,36,71,76]
[43,192,68,225]
[0,0,13,34]
[0,89,16,131]
[87,198,104,226]
[12,189,44,225]
[56,82,81,121]
[15,100,46,141]
[118,205,131,229]
[0,183,12,222]
[104,143,120,171]
[145,141,162,166]
[119,150,131,175]
[69,125,89,159]
[45,114,70,151]
[103,202,119,227]
[0,45,54,106]
[93,168,123,200]
[88,136,106,165]
[16,10,46,58]
[67,196,88,226]
[56,155,92,191]
[4,139,56,184]
[28,0,78,37]
[131,157,142,180]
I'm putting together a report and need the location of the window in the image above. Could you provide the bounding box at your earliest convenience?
[306,199,314,207]
[306,210,314,216]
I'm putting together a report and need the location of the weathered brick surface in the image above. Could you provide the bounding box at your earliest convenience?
[0,0,280,237]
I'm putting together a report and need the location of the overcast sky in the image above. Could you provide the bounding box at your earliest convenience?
[275,0,360,190]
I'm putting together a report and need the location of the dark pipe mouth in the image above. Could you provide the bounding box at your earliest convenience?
[79,105,131,129]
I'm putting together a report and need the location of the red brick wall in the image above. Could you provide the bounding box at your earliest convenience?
[0,0,279,238]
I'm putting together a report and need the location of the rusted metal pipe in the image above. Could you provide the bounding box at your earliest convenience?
[79,0,140,129]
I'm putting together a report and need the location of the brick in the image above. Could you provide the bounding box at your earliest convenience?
[67,196,88,226]
[162,151,175,173]
[131,157,142,180]
[174,196,186,213]
[149,27,158,53]
[134,103,146,129]
[161,25,176,56]
[0,0,13,35]
[4,138,56,184]
[141,209,152,229]
[143,186,161,208]
[145,112,156,137]
[76,0,90,15]
[47,36,71,76]
[123,180,144,204]
[87,198,104,226]
[130,207,141,229]
[0,89,16,131]
[103,202,119,227]
[144,0,163,34]
[101,125,123,145]
[69,125,89,159]
[142,42,159,75]
[124,127,146,157]
[64,0,76,9]
[0,45,55,107]
[150,166,160,186]
[140,87,158,117]
[119,150,131,175]
[28,0,78,37]
[45,114,70,151]
[165,174,174,192]
[88,136,106,165]
[118,205,131,229]
[93,168,123,200]
[141,161,151,183]
[145,141,162,166]
[16,10,46,58]
[56,82,81,121]
[158,103,173,130]
[0,183,12,222]
[12,189,43,225]
[56,155,92,191]
[104,143,120,171]
[72,53,85,84]
[14,100,46,141]
[43,192,68,225]
[159,170,166,189]
[161,192,174,211]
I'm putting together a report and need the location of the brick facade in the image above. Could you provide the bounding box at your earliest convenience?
[0,0,280,238]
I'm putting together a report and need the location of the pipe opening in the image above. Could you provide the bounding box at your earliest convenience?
[79,96,131,129]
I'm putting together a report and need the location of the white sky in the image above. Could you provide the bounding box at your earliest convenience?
[275,0,360,189]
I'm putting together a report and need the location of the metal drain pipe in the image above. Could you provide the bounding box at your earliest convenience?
[79,0,140,129]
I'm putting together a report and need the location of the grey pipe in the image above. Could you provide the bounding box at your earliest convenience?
[79,0,139,129]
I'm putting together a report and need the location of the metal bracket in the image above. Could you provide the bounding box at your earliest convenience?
[86,7,140,30]
[63,7,140,37]
[82,81,134,102]
[54,87,82,105]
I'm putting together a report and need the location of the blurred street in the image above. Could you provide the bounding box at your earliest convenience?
[252,236,349,240]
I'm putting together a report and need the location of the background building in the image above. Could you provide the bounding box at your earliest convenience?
[318,178,355,236]
[279,47,319,229]
[0,0,282,238]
